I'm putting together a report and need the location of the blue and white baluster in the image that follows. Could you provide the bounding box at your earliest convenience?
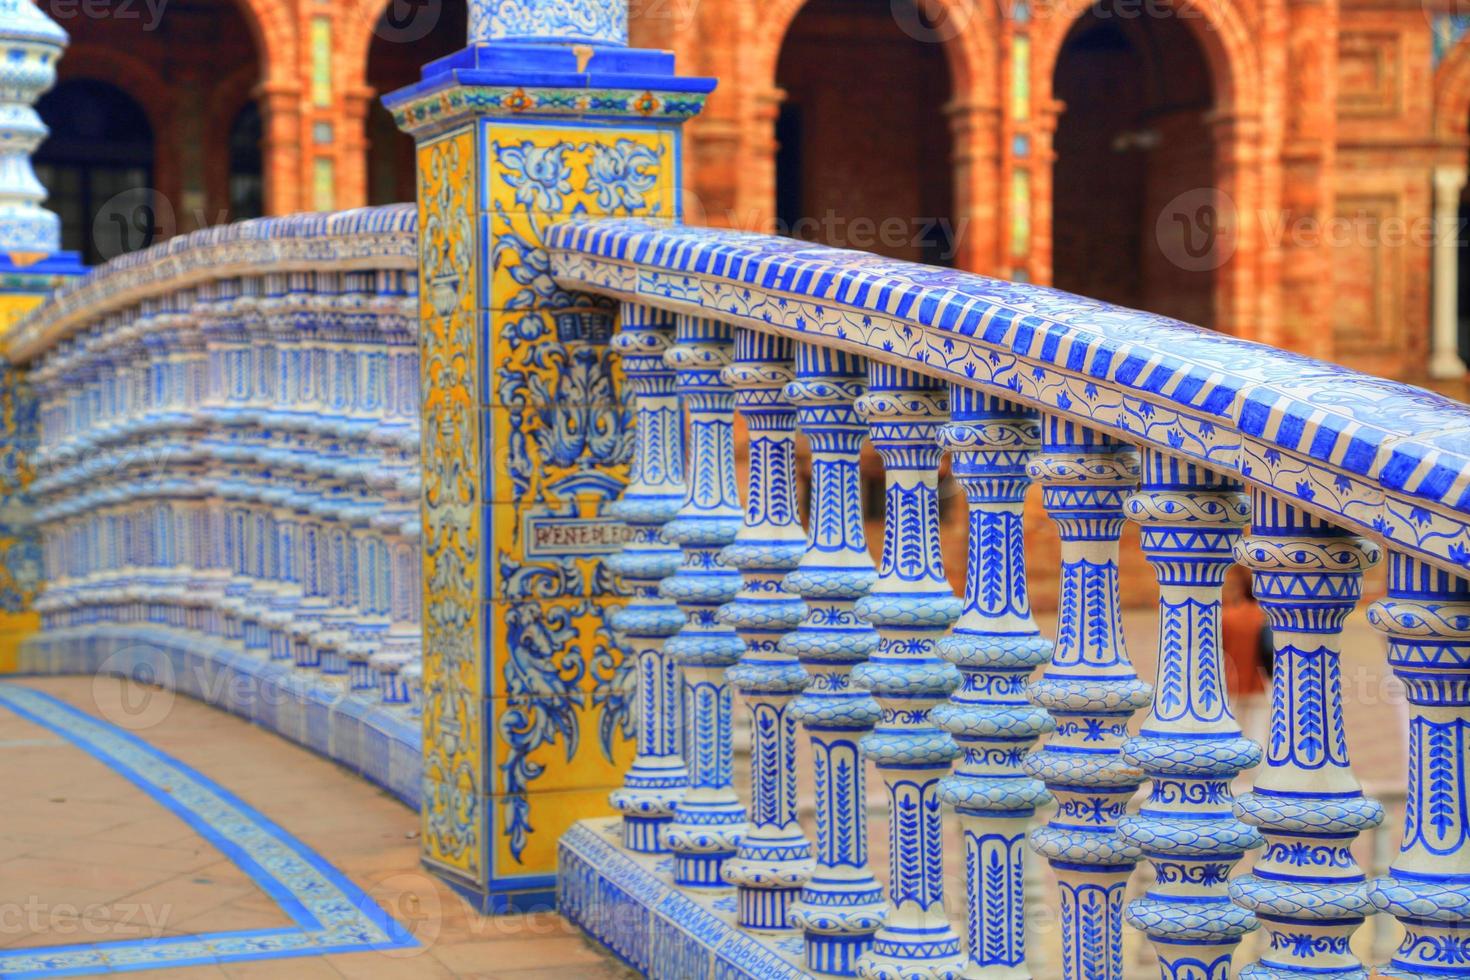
[853,365,965,979]
[719,328,813,929]
[1369,554,1470,978]
[1024,418,1150,980]
[1118,452,1262,979]
[1231,493,1383,979]
[931,390,1054,980]
[607,303,690,852]
[785,345,887,975]
[661,314,747,887]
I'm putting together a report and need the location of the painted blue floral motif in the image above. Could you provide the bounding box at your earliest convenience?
[585,140,662,215]
[498,142,574,213]
[499,601,586,863]
[472,0,627,46]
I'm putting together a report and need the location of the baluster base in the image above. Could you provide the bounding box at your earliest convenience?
[615,812,671,854]
[803,930,877,978]
[665,801,745,888]
[856,927,966,980]
[723,832,815,930]
[735,883,800,933]
[671,850,738,889]
[610,756,688,854]
[790,878,886,977]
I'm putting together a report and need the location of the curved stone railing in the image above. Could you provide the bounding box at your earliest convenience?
[5,205,423,805]
[548,218,1470,979]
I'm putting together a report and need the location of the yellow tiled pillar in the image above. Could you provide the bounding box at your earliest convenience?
[389,1,714,912]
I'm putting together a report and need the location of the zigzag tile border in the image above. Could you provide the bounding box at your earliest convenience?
[559,818,814,980]
[0,682,418,977]
[18,627,421,808]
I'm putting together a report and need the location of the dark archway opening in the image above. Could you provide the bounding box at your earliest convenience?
[775,0,956,265]
[228,101,264,221]
[35,79,155,266]
[1052,9,1219,327]
[366,0,467,205]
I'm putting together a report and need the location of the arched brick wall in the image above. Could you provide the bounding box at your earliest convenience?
[735,0,1003,271]
[1034,0,1265,341]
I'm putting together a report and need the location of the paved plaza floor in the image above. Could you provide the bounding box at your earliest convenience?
[0,604,1407,978]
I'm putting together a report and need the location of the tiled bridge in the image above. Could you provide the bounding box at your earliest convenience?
[0,0,1466,978]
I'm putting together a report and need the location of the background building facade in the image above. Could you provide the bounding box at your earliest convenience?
[33,0,1470,377]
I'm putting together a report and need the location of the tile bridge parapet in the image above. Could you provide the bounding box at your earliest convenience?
[546,216,1470,980]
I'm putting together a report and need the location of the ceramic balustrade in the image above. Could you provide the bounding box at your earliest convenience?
[719,326,815,929]
[543,219,1470,980]
[784,343,887,976]
[931,388,1054,980]
[11,207,423,801]
[660,312,749,887]
[1119,451,1261,979]
[7,180,1468,977]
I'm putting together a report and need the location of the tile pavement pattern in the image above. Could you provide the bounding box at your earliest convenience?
[0,676,631,979]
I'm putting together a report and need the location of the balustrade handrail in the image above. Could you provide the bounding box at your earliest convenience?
[1,204,418,364]
[546,217,1470,579]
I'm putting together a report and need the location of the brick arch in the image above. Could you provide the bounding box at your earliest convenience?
[204,65,265,225]
[1032,0,1258,115]
[221,0,295,87]
[1435,35,1470,144]
[757,0,1001,95]
[1034,0,1264,339]
[742,0,1005,268]
[341,0,386,97]
[54,43,178,211]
